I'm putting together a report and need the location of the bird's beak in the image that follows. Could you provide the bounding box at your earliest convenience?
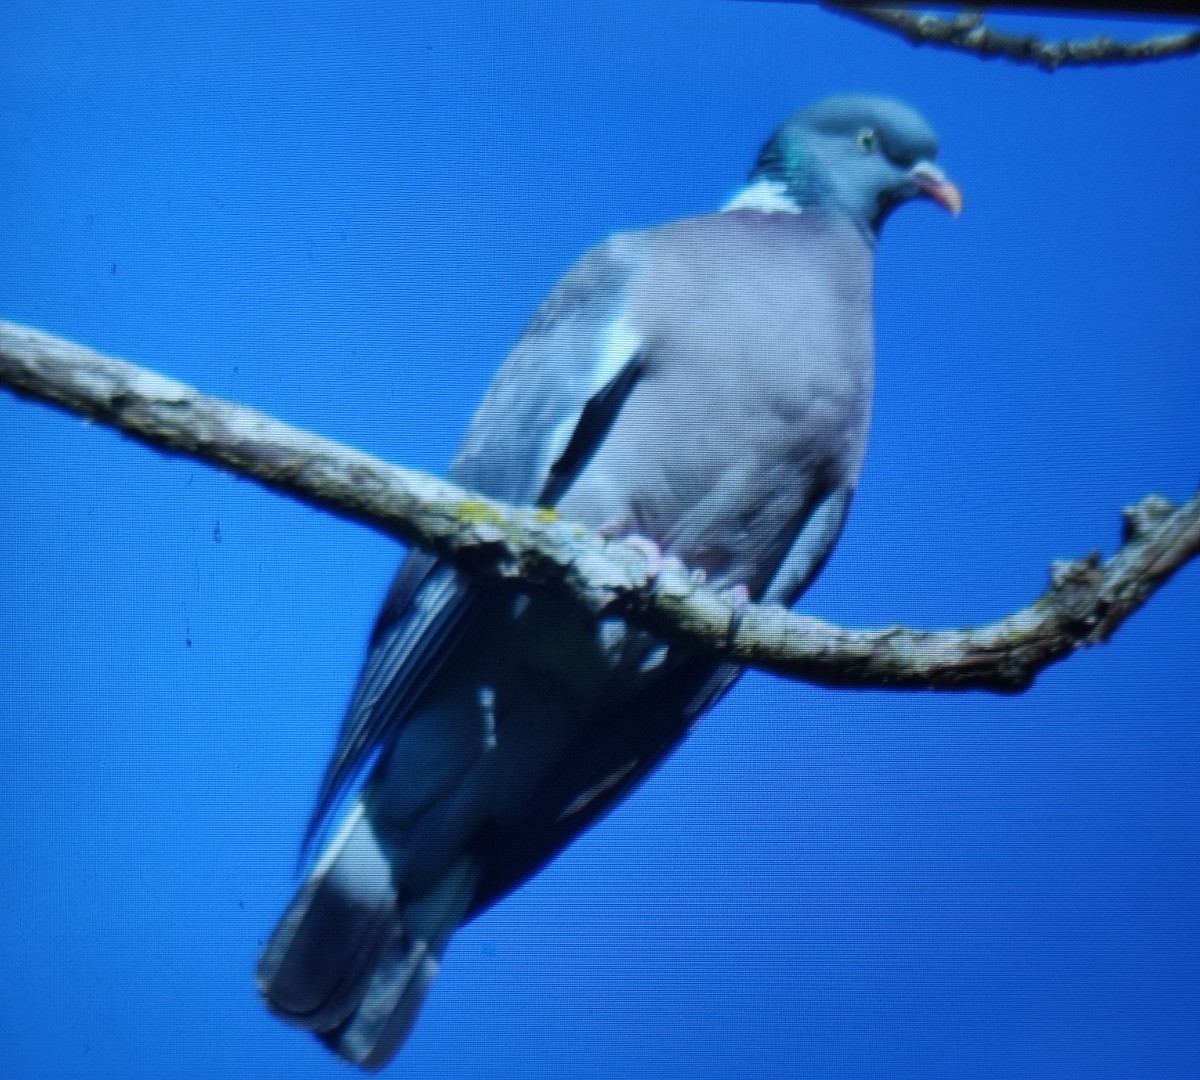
[909,161,963,217]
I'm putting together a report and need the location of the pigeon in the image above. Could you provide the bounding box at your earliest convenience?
[258,94,961,1070]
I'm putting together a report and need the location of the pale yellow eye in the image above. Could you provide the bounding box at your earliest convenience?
[857,128,877,153]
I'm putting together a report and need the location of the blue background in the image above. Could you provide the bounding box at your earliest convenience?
[1,3,1197,1077]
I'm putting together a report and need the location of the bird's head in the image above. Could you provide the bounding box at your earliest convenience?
[751,95,962,240]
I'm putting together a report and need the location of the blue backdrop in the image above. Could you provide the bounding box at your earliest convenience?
[1,3,1197,1077]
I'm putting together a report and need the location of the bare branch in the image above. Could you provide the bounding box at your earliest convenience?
[824,6,1200,70]
[1,319,1196,694]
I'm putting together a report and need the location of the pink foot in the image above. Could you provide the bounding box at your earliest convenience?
[619,534,689,581]
[721,583,752,606]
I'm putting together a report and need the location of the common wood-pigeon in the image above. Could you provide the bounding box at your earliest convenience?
[257,94,961,1069]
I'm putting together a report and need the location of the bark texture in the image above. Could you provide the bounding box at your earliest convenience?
[825,6,1200,71]
[2,319,1196,694]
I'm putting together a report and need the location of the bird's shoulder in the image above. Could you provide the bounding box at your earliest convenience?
[446,232,650,503]
[517,232,647,339]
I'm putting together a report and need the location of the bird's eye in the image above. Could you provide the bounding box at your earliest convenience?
[856,129,877,153]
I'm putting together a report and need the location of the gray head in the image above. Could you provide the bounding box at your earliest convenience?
[751,95,961,239]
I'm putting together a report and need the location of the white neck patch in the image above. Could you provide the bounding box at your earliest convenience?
[722,179,801,215]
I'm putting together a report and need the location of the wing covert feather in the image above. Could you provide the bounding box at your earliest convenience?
[305,237,646,852]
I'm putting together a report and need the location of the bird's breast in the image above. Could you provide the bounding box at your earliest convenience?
[561,211,874,591]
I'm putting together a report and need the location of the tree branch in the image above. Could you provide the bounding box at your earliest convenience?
[1,319,1196,693]
[824,6,1200,70]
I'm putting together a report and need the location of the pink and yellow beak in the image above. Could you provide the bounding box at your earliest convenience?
[909,160,963,217]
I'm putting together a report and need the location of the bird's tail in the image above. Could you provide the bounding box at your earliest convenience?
[257,800,478,1071]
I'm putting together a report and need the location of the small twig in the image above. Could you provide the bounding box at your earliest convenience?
[824,6,1200,71]
[1,319,1196,693]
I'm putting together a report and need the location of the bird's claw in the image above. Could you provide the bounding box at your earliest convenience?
[617,536,747,604]
[620,534,690,583]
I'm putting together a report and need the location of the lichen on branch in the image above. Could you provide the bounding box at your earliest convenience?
[1,319,1196,694]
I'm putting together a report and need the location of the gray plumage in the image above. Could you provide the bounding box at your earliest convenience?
[258,94,960,1070]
